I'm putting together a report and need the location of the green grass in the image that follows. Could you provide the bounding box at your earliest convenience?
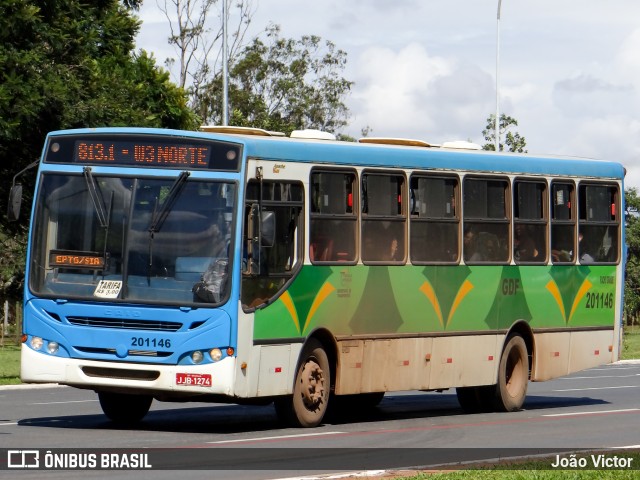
[392,452,640,479]
[0,343,20,385]
[621,325,640,360]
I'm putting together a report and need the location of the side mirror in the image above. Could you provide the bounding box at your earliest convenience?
[260,211,275,247]
[7,185,23,221]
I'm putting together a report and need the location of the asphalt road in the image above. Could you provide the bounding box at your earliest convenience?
[1,360,639,479]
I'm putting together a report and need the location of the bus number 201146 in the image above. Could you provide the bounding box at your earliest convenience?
[585,292,614,309]
[131,337,171,349]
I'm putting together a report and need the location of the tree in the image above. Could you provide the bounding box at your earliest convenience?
[482,114,527,152]
[0,0,197,300]
[625,188,640,325]
[196,25,353,135]
[159,0,255,93]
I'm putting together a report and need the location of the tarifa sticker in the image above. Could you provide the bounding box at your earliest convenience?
[94,280,122,298]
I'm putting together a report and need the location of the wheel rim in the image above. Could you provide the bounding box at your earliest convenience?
[299,358,326,411]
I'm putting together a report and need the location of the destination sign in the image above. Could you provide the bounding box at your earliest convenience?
[44,134,241,171]
[49,250,105,269]
[74,141,211,168]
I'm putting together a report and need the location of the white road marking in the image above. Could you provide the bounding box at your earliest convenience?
[589,366,640,371]
[543,408,640,417]
[30,399,98,405]
[553,385,639,392]
[207,431,345,444]
[560,373,640,380]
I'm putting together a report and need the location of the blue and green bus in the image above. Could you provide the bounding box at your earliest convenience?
[15,126,624,427]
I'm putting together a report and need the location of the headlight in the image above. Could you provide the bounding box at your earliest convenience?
[30,336,44,350]
[210,348,222,362]
[191,350,204,364]
[47,341,59,354]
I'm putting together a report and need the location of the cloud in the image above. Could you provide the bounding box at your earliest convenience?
[615,27,640,83]
[349,43,494,142]
[553,74,634,119]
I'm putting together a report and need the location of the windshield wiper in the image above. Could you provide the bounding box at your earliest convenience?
[146,171,190,284]
[83,167,115,275]
[83,167,109,228]
[148,171,190,236]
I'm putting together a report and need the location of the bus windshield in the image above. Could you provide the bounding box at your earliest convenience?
[30,173,236,306]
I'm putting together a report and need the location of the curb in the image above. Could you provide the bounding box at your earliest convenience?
[0,383,66,391]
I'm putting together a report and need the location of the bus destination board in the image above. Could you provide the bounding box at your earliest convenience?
[44,134,241,171]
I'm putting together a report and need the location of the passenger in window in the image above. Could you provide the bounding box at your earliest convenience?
[551,248,572,262]
[477,231,501,261]
[464,227,482,261]
[514,224,540,262]
[387,238,399,261]
[578,232,595,263]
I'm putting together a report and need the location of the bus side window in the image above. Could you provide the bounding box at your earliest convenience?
[578,183,619,264]
[309,170,356,263]
[409,175,459,263]
[551,182,575,263]
[463,177,510,263]
[514,180,547,264]
[361,172,406,264]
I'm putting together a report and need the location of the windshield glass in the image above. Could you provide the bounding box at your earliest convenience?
[30,173,236,305]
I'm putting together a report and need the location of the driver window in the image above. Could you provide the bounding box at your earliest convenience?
[241,180,304,309]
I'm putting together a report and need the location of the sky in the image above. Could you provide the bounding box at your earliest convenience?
[136,1,640,189]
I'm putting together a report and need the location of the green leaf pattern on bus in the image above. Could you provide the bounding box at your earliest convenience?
[482,267,533,330]
[252,264,616,340]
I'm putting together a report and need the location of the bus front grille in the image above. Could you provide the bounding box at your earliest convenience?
[67,316,182,332]
[81,366,160,381]
[75,347,173,358]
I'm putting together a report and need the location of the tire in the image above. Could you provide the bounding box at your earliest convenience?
[493,334,529,412]
[274,339,330,427]
[98,391,153,424]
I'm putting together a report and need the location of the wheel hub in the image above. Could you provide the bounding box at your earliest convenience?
[300,360,325,409]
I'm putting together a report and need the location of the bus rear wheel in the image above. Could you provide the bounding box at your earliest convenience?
[493,334,529,412]
[274,339,330,427]
[98,391,153,424]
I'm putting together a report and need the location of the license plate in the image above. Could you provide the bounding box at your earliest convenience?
[176,373,212,387]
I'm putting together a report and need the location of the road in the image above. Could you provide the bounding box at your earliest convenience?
[1,361,639,479]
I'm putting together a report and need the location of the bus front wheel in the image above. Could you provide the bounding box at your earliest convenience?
[98,391,153,424]
[274,339,330,427]
[493,334,529,412]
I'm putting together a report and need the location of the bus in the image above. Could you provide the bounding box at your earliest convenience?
[13,126,624,427]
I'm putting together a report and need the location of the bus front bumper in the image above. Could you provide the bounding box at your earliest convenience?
[20,344,237,397]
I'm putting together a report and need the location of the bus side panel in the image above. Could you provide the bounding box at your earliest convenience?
[531,332,571,381]
[234,307,303,398]
[335,340,364,394]
[428,335,499,390]
[567,329,616,374]
[256,344,293,396]
[335,337,433,394]
[365,338,431,392]
[334,335,500,394]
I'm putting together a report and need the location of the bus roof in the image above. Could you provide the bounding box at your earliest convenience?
[236,133,624,181]
[45,127,626,180]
